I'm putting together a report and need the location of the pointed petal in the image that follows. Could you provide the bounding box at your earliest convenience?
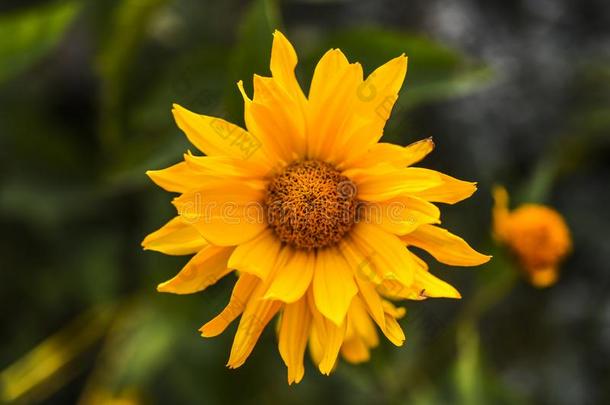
[337,55,408,166]
[351,138,435,169]
[344,165,443,201]
[380,310,405,347]
[236,80,282,165]
[380,250,461,300]
[270,30,307,105]
[308,290,346,375]
[172,184,267,246]
[363,195,441,236]
[411,172,477,204]
[226,285,282,368]
[249,74,306,160]
[350,223,416,287]
[278,298,311,384]
[183,152,268,178]
[402,224,491,266]
[142,216,207,256]
[415,268,461,299]
[382,300,406,319]
[172,104,269,166]
[339,237,382,284]
[313,248,358,326]
[308,317,324,368]
[355,54,407,122]
[318,318,345,374]
[146,161,209,193]
[157,245,234,294]
[347,296,380,348]
[264,248,314,303]
[340,337,370,364]
[228,229,281,280]
[353,275,386,328]
[307,49,363,161]
[199,273,259,337]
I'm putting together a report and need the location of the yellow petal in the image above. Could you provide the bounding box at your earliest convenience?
[363,195,441,236]
[344,165,443,201]
[333,119,381,170]
[309,290,346,375]
[350,223,416,287]
[340,337,370,364]
[228,229,281,280]
[227,284,282,368]
[183,152,268,178]
[307,49,363,161]
[278,298,311,384]
[381,250,461,299]
[350,138,434,170]
[355,54,407,121]
[308,317,324,368]
[249,74,306,161]
[199,273,259,337]
[157,245,233,294]
[338,55,408,166]
[378,278,423,301]
[172,103,269,166]
[236,80,286,167]
[347,296,379,348]
[402,224,491,266]
[264,248,314,303]
[340,237,382,284]
[352,275,385,328]
[415,268,461,299]
[397,137,435,166]
[400,195,441,223]
[146,161,209,193]
[142,216,207,256]
[270,30,307,105]
[380,312,405,347]
[172,184,267,246]
[313,247,358,326]
[382,300,406,319]
[411,172,477,204]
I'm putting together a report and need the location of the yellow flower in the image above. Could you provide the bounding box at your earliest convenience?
[493,186,571,288]
[143,30,490,383]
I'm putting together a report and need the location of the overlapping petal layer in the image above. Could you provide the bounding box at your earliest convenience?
[143,30,490,384]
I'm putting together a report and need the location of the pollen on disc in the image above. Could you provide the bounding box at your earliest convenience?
[265,160,358,249]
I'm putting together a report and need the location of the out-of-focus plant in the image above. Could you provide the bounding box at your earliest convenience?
[0,305,115,404]
[0,1,80,84]
[19,0,610,403]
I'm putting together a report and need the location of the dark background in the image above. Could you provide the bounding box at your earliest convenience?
[1,0,609,404]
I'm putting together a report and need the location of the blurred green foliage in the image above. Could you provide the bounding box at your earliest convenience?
[0,1,80,84]
[1,0,608,404]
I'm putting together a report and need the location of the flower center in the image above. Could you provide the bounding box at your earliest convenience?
[265,160,358,249]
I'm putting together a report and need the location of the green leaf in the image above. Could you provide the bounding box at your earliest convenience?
[0,1,80,84]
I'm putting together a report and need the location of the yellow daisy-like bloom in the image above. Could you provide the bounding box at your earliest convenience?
[143,31,490,383]
[493,186,571,288]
